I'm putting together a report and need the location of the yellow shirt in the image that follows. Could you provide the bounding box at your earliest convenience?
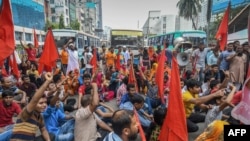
[182,90,198,118]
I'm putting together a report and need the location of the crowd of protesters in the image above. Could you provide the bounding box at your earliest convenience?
[0,37,249,141]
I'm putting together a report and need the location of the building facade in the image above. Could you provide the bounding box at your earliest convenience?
[50,0,70,26]
[143,11,193,37]
[9,0,46,45]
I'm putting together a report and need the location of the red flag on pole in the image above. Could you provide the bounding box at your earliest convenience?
[33,28,39,48]
[90,48,97,74]
[158,57,188,141]
[38,28,59,74]
[0,0,15,65]
[215,3,230,51]
[133,108,146,141]
[155,42,167,103]
[9,52,20,79]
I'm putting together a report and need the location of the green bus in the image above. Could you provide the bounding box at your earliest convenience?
[147,30,207,50]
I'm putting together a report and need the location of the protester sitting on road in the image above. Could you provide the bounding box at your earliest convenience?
[43,85,75,141]
[74,83,113,141]
[10,72,54,141]
[204,83,236,128]
[182,79,224,132]
[103,109,139,141]
[0,90,21,133]
[120,94,154,140]
[149,107,167,141]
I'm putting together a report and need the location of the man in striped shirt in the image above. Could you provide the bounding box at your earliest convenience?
[10,73,53,141]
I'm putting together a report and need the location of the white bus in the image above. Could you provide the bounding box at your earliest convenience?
[52,29,101,60]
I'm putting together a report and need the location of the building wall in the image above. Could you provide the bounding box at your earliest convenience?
[11,0,45,30]
[69,0,77,22]
[50,0,70,26]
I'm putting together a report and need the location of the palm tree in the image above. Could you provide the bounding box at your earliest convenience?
[176,0,202,30]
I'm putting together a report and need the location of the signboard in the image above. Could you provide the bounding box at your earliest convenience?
[212,0,250,14]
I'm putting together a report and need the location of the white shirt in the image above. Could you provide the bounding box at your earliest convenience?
[66,49,79,74]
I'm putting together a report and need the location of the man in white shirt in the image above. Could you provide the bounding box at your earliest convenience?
[122,46,130,65]
[64,39,79,74]
[84,47,93,74]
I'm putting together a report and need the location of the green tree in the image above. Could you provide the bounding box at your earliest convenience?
[176,0,202,30]
[59,14,65,29]
[44,20,59,31]
[70,20,80,30]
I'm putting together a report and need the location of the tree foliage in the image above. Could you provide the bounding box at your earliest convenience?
[70,20,80,30]
[59,14,65,29]
[176,0,202,30]
[44,20,59,32]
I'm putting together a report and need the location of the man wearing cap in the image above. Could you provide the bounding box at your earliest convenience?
[63,38,79,74]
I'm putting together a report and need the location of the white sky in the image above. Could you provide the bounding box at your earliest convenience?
[102,0,179,30]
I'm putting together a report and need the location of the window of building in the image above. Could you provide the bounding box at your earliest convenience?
[66,9,68,16]
[41,35,45,42]
[25,33,32,41]
[15,31,22,40]
[50,0,54,4]
[163,24,166,28]
[51,8,55,14]
[52,16,56,22]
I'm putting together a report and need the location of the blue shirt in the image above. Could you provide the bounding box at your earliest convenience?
[219,50,235,70]
[103,132,122,141]
[43,105,65,134]
[120,101,151,127]
[165,49,172,65]
[120,93,140,106]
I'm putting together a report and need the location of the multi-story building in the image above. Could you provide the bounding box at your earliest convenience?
[69,0,77,22]
[175,17,193,31]
[49,0,70,27]
[143,11,193,37]
[142,10,161,37]
[95,0,103,38]
[11,0,46,46]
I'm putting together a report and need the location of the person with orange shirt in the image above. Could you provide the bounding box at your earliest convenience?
[105,47,116,69]
[60,48,69,75]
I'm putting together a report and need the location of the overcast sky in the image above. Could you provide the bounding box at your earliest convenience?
[102,0,179,29]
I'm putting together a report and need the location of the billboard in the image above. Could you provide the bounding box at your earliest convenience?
[212,0,250,14]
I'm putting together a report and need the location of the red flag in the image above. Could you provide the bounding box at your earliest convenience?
[215,4,230,51]
[115,53,121,71]
[0,0,15,64]
[38,29,59,74]
[90,48,97,74]
[33,28,39,48]
[9,52,20,79]
[155,43,167,103]
[133,109,146,141]
[158,57,188,141]
[128,64,138,91]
